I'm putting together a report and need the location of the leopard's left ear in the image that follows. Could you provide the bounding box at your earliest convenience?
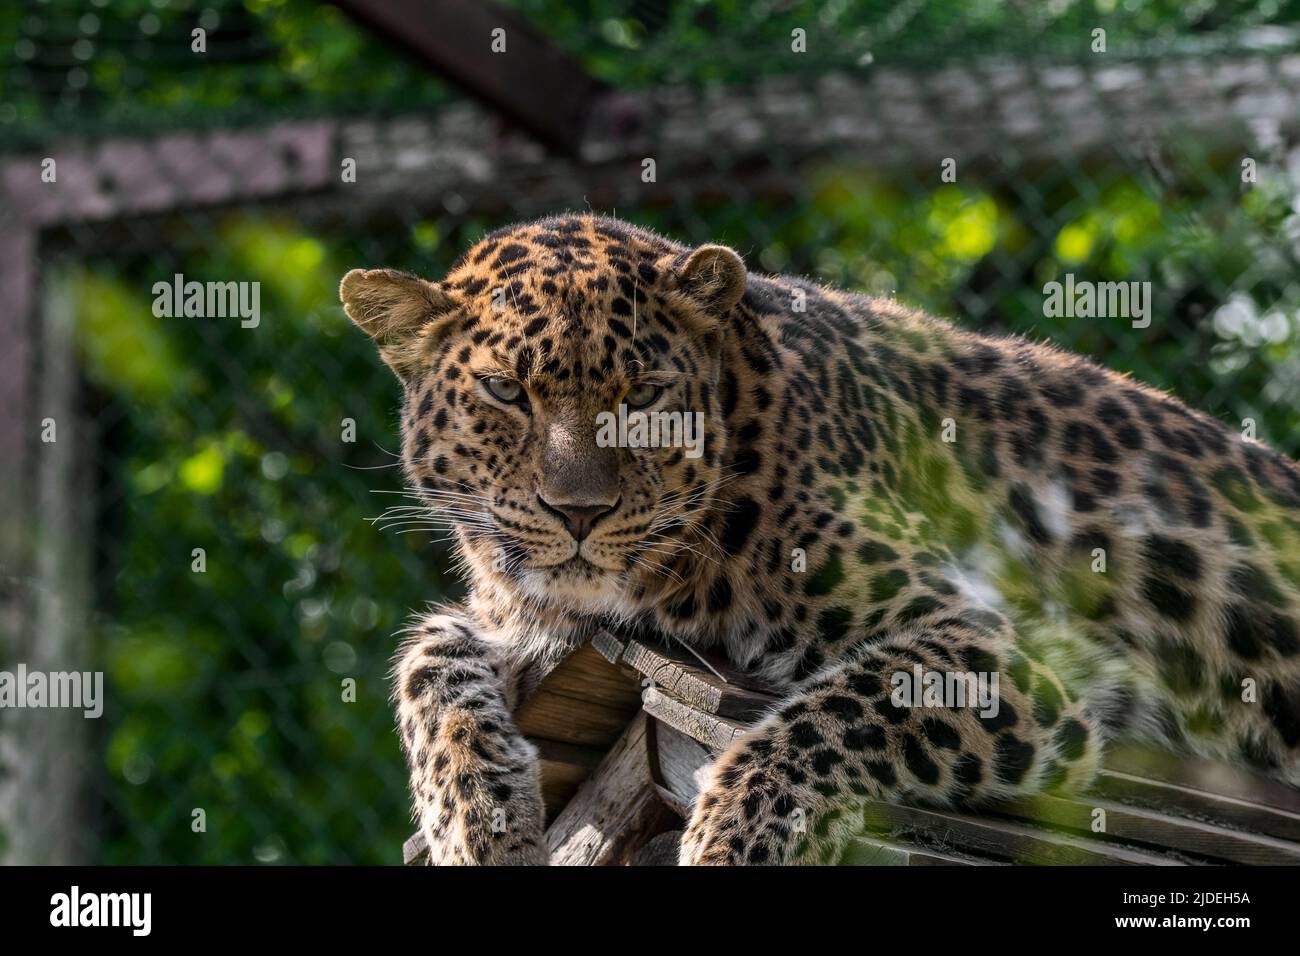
[674,244,747,314]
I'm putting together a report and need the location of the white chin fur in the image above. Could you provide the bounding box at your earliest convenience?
[517,566,632,615]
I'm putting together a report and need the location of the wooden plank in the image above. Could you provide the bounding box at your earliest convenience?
[0,123,334,227]
[1104,745,1300,816]
[533,738,603,820]
[515,641,642,816]
[0,269,96,863]
[332,0,601,155]
[839,837,987,867]
[649,721,711,804]
[0,227,33,865]
[622,639,774,719]
[990,793,1300,866]
[581,56,1300,170]
[646,718,713,817]
[652,784,691,820]
[524,641,642,713]
[509,648,569,705]
[546,713,677,866]
[7,54,1298,238]
[515,694,632,749]
[513,642,643,749]
[313,52,1300,217]
[590,629,626,664]
[641,686,748,753]
[860,802,1183,866]
[402,830,429,865]
[1093,769,1300,845]
[631,830,682,866]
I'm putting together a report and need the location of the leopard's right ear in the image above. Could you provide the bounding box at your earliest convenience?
[339,268,459,382]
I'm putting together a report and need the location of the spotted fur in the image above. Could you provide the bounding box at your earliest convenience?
[341,214,1300,865]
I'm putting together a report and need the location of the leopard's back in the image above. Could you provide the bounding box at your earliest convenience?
[740,273,1300,780]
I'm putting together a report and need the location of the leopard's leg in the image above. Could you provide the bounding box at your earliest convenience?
[393,608,546,865]
[680,615,1101,865]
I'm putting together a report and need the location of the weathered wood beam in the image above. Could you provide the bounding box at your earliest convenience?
[1092,768,1300,843]
[1103,743,1300,815]
[629,829,683,866]
[9,53,1296,244]
[839,838,985,866]
[546,713,677,865]
[0,229,37,863]
[858,802,1179,866]
[0,231,34,621]
[648,721,710,817]
[533,738,603,819]
[621,638,773,719]
[0,122,334,227]
[991,793,1300,865]
[513,641,643,752]
[327,52,1300,218]
[641,686,747,753]
[330,0,603,155]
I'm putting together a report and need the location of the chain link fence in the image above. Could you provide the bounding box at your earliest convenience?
[1,0,1299,864]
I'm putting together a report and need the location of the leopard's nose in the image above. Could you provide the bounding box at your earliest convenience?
[537,496,617,542]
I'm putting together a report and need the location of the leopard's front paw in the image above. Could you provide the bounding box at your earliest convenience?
[680,770,792,866]
[680,794,767,865]
[679,821,737,866]
[395,609,548,865]
[419,768,548,865]
[416,716,548,866]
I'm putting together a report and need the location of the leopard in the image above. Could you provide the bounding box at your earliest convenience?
[340,213,1300,865]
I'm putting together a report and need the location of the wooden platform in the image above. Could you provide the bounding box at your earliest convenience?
[403,634,1300,865]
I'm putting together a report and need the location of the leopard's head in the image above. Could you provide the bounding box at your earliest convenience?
[341,215,746,611]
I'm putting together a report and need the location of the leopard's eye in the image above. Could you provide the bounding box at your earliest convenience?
[482,376,527,406]
[625,383,662,409]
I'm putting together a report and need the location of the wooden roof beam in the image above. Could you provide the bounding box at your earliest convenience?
[329,0,605,156]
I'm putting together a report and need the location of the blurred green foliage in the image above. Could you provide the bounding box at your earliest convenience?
[3,1,1298,862]
[69,221,463,863]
